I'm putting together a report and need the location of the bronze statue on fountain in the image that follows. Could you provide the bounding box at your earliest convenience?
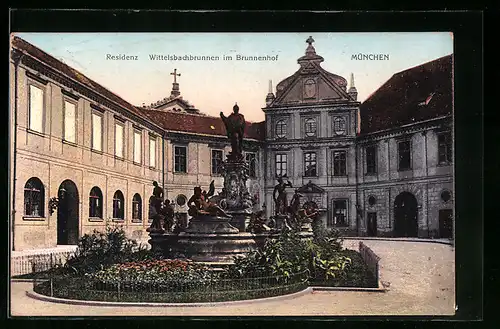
[147,181,166,233]
[162,199,176,232]
[271,176,293,229]
[187,182,232,218]
[273,176,293,216]
[147,182,177,233]
[220,103,246,161]
[218,103,255,230]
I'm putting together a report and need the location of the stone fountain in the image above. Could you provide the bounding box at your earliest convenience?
[148,103,313,264]
[148,104,261,263]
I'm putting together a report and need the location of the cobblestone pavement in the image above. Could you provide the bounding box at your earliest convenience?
[10,239,455,317]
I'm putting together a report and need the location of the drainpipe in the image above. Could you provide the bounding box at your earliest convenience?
[424,131,429,237]
[11,51,24,251]
[262,143,267,217]
[162,132,165,200]
[355,142,360,236]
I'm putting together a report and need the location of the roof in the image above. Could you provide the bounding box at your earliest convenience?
[11,36,265,141]
[11,36,150,123]
[139,109,266,141]
[359,54,453,135]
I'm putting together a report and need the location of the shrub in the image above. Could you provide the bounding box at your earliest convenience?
[59,225,153,275]
[224,229,308,280]
[224,228,349,282]
[312,220,344,254]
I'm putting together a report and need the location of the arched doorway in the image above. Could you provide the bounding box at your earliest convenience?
[393,192,418,237]
[57,180,80,245]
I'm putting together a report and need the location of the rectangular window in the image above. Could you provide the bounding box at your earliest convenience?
[149,137,156,168]
[91,113,102,151]
[438,132,452,164]
[115,123,124,158]
[246,153,256,178]
[275,153,287,177]
[174,146,187,173]
[329,199,348,227]
[63,100,76,143]
[211,150,223,175]
[365,145,377,174]
[29,84,44,133]
[133,130,142,164]
[304,152,317,177]
[398,140,411,171]
[333,150,347,176]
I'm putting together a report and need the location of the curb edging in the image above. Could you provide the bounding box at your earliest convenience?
[343,237,453,246]
[25,287,313,308]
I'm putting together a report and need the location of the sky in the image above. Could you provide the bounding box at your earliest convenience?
[14,32,453,122]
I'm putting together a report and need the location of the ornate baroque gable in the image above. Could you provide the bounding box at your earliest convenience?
[267,36,354,108]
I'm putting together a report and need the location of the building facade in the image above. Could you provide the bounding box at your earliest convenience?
[356,55,453,238]
[262,37,361,235]
[10,37,264,251]
[262,38,453,238]
[9,36,453,251]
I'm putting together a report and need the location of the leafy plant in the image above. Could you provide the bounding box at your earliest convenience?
[59,225,153,275]
[311,251,351,280]
[224,228,312,280]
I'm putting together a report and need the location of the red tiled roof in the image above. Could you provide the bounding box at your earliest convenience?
[360,54,453,135]
[139,109,265,141]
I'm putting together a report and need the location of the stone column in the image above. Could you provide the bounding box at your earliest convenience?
[222,157,253,231]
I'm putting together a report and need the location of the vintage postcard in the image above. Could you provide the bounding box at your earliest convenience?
[9,31,455,317]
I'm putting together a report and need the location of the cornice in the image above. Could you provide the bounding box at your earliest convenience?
[61,88,80,101]
[264,103,359,114]
[357,116,452,143]
[267,136,355,145]
[15,48,163,134]
[166,130,262,147]
[25,70,48,85]
[268,140,353,150]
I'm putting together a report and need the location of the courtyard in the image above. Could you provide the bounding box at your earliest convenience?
[10,239,455,317]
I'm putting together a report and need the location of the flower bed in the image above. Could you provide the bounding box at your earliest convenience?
[30,226,378,303]
[33,269,310,303]
[84,259,212,285]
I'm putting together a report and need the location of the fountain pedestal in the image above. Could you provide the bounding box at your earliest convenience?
[174,215,257,263]
[221,156,254,232]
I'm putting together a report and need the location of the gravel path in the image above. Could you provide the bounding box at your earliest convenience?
[10,239,455,316]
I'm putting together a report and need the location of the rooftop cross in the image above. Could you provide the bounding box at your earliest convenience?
[170,68,181,83]
[306,36,315,46]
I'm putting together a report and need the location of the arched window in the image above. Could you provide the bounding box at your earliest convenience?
[305,118,317,137]
[89,187,103,218]
[113,190,125,220]
[24,177,45,217]
[275,120,287,138]
[132,193,142,221]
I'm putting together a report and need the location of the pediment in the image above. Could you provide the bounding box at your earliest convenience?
[153,97,201,114]
[297,181,325,194]
[271,66,351,107]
